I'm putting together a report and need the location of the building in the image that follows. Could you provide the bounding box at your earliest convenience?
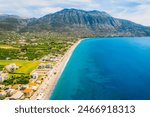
[29,83,36,87]
[29,83,38,91]
[41,56,48,61]
[7,89,16,95]
[0,91,6,97]
[45,63,52,69]
[36,80,42,84]
[20,85,28,90]
[9,91,24,100]
[6,57,11,60]
[38,63,46,69]
[31,72,38,79]
[0,71,8,82]
[32,86,38,91]
[36,93,45,100]
[0,85,5,89]
[12,84,20,90]
[23,88,33,97]
[5,63,19,72]
[0,71,3,81]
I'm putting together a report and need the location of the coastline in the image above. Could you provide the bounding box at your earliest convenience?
[45,40,81,100]
[30,39,81,100]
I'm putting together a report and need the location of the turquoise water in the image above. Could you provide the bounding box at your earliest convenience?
[50,37,150,100]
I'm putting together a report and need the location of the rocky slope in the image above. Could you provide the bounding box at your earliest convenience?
[1,9,150,37]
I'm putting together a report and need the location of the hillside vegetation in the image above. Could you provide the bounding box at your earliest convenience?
[0,32,77,60]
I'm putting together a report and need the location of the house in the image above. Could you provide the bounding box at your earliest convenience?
[9,91,24,100]
[5,63,19,72]
[0,71,3,75]
[0,71,3,81]
[36,93,45,100]
[29,83,38,91]
[32,86,38,91]
[38,63,46,69]
[36,80,42,84]
[20,85,28,90]
[0,91,6,97]
[7,89,16,95]
[12,84,20,90]
[45,63,52,69]
[0,85,5,89]
[5,85,11,89]
[6,57,11,60]
[0,71,8,82]
[29,83,36,87]
[49,55,57,62]
[31,72,38,79]
[41,56,48,61]
[23,88,33,97]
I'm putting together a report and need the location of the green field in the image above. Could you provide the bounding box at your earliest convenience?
[0,60,41,74]
[0,45,18,49]
[0,32,76,60]
[0,60,43,85]
[0,65,3,70]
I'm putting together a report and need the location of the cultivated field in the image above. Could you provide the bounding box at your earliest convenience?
[0,60,41,74]
[0,45,18,49]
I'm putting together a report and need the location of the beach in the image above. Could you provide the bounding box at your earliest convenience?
[30,40,81,100]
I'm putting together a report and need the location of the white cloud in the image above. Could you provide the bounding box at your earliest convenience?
[107,1,150,26]
[120,4,150,26]
[38,7,62,16]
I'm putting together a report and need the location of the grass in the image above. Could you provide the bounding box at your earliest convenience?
[0,45,18,49]
[51,62,57,65]
[0,60,41,74]
[0,60,41,85]
[0,65,4,70]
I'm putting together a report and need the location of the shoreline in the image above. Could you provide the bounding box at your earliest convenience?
[45,40,81,100]
[30,40,81,100]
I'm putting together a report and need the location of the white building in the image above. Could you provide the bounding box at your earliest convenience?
[10,91,24,100]
[0,91,6,97]
[0,71,3,81]
[36,80,42,84]
[45,63,52,69]
[20,85,28,90]
[0,71,8,82]
[5,63,19,72]
[32,86,38,91]
[31,72,38,79]
[36,93,45,100]
[7,89,16,95]
[38,63,46,69]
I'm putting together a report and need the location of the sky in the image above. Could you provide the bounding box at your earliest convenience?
[0,0,150,26]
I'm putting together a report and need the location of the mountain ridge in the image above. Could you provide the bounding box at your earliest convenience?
[0,9,150,37]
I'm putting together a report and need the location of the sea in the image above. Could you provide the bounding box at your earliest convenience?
[50,37,150,100]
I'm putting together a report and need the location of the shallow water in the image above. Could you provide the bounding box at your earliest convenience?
[50,37,150,100]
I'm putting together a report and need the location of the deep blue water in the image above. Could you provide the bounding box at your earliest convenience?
[50,37,150,100]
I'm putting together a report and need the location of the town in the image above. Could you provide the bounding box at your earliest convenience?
[0,32,78,100]
[0,59,55,100]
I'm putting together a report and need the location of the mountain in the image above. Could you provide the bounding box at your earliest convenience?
[0,15,22,21]
[1,9,150,37]
[0,15,37,31]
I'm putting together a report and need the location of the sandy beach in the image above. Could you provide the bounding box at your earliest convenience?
[30,40,81,100]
